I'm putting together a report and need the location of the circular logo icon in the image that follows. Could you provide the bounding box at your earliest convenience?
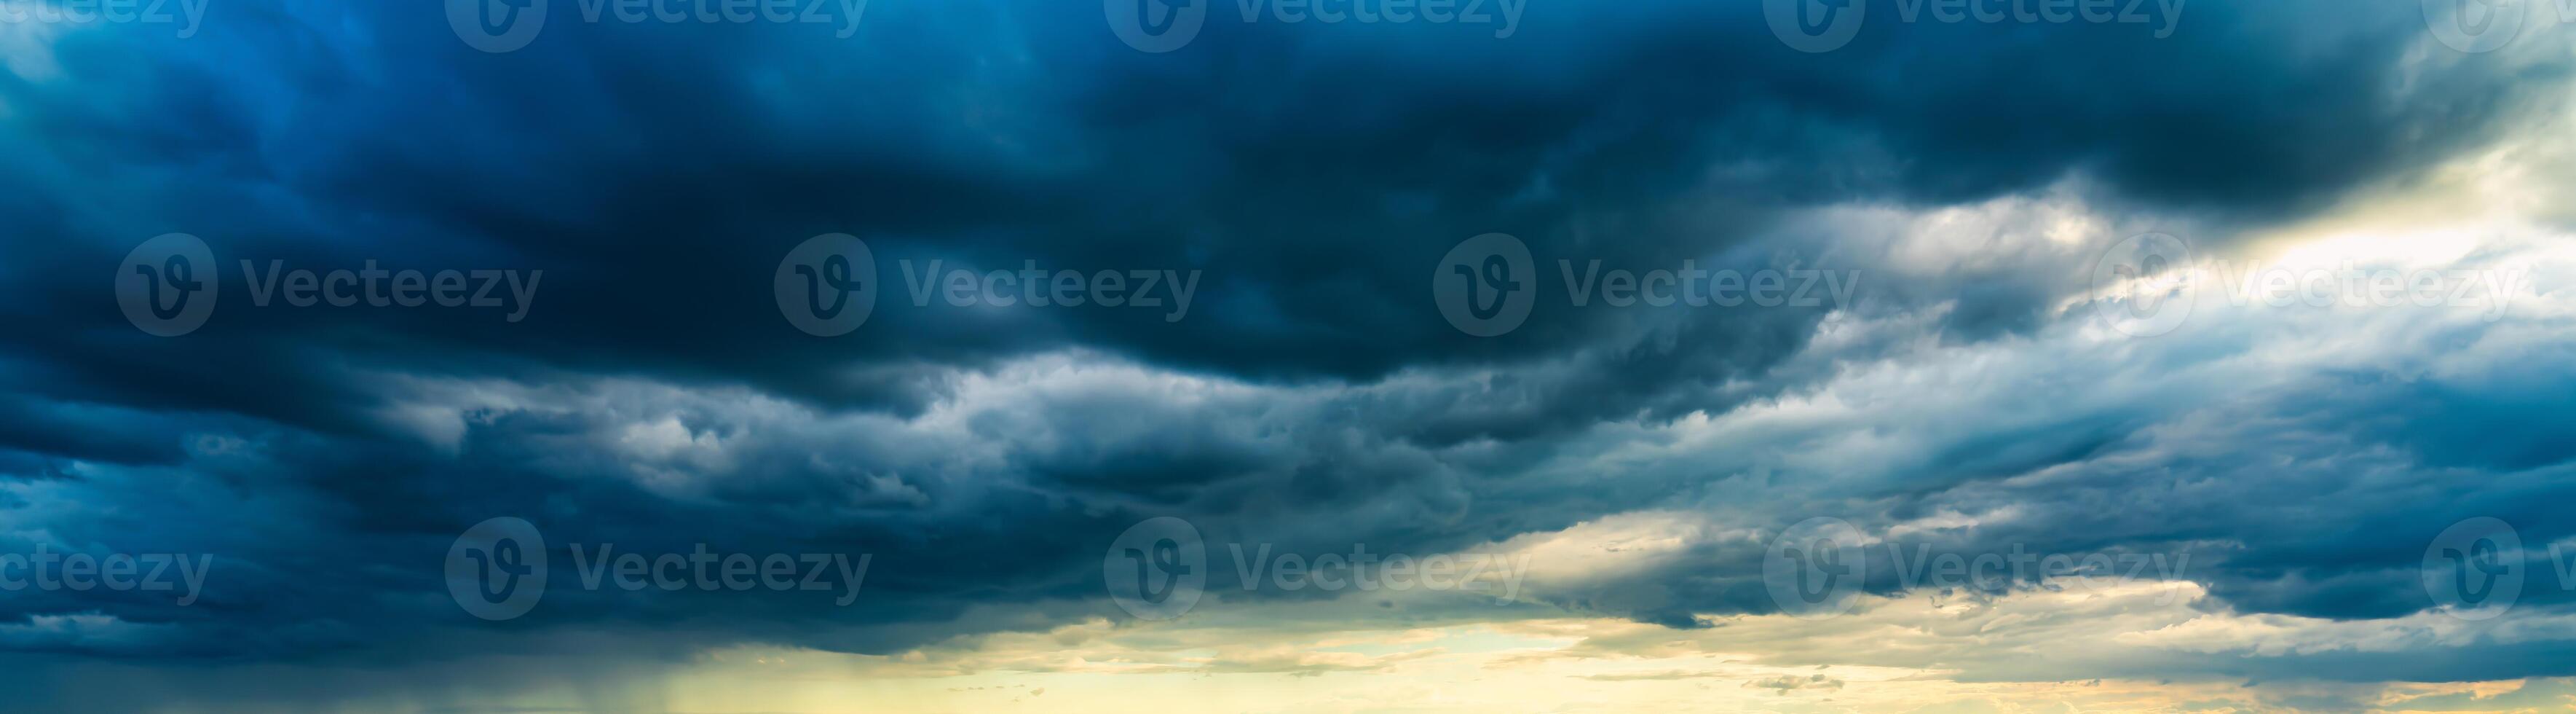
[1764,517,1865,619]
[448,0,548,53]
[446,517,549,621]
[1432,233,1536,337]
[2090,232,2196,338]
[2423,517,2522,621]
[1105,517,1206,620]
[775,233,878,337]
[1766,0,1865,53]
[2423,0,2527,53]
[1107,0,1206,52]
[116,232,218,337]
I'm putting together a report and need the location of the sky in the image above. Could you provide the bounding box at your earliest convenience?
[6,0,2576,711]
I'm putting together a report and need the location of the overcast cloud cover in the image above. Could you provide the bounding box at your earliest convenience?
[4,0,2576,710]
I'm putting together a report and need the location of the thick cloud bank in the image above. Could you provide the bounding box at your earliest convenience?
[2,0,2574,709]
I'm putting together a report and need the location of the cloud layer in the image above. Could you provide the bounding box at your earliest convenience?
[3,0,2575,710]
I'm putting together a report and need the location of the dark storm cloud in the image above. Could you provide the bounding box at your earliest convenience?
[0,0,2569,705]
[9,0,2558,423]
[1494,299,2576,635]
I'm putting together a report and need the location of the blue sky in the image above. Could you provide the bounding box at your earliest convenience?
[5,0,2576,710]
